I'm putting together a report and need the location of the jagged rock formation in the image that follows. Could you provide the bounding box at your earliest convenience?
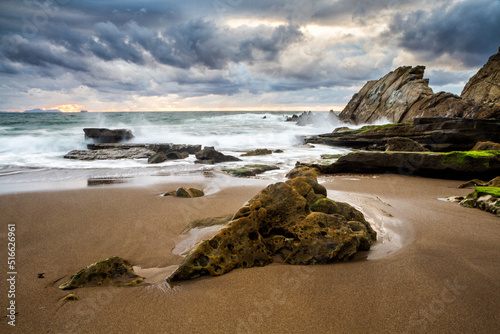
[167,176,376,282]
[308,151,500,180]
[306,117,500,152]
[59,257,143,290]
[461,47,500,105]
[83,128,134,143]
[339,63,500,124]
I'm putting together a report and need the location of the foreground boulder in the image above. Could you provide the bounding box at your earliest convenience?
[167,176,376,282]
[83,128,134,143]
[306,117,500,152]
[194,147,241,164]
[59,256,143,290]
[312,151,500,180]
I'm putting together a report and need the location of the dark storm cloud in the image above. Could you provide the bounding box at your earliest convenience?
[0,0,497,110]
[389,0,500,67]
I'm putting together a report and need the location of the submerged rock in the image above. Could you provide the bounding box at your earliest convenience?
[194,147,241,164]
[59,256,143,290]
[166,176,376,282]
[83,128,134,143]
[64,147,155,160]
[222,164,279,177]
[147,151,189,164]
[241,149,273,156]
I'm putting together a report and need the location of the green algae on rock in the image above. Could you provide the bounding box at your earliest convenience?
[222,164,279,177]
[59,256,144,290]
[459,186,500,216]
[311,150,500,180]
[241,149,273,156]
[167,176,377,283]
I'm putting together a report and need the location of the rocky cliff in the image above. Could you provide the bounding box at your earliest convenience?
[461,47,500,105]
[339,50,500,124]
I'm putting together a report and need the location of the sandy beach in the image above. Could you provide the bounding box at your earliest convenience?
[1,174,499,333]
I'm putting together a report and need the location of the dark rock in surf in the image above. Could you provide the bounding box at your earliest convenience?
[83,128,134,143]
[194,147,241,164]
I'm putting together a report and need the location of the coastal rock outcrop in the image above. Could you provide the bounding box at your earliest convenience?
[194,147,241,164]
[461,47,500,105]
[306,118,500,152]
[310,151,500,180]
[83,128,134,143]
[59,256,143,290]
[338,62,499,124]
[167,176,376,282]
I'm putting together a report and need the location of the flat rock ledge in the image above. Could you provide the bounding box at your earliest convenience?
[167,175,376,282]
[306,117,500,152]
[306,151,500,180]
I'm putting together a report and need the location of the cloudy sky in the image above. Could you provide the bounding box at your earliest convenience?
[0,0,499,112]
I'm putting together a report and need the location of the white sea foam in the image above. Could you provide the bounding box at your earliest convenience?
[0,111,351,192]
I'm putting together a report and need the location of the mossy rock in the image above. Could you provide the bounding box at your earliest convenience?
[241,149,273,156]
[469,186,500,199]
[167,176,378,283]
[222,164,279,177]
[59,256,143,290]
[286,166,319,181]
[163,187,205,198]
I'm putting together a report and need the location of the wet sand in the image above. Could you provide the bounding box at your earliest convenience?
[1,174,499,333]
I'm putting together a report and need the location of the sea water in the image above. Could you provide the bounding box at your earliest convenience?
[0,111,352,193]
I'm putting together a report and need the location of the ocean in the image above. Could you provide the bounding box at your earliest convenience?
[0,111,352,194]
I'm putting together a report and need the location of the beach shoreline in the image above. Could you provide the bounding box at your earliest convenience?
[1,174,499,333]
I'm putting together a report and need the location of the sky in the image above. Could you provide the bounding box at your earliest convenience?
[0,0,499,112]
